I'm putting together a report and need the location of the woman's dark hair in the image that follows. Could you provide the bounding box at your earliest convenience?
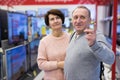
[44,9,65,26]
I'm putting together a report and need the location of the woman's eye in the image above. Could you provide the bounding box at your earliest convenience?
[50,18,54,21]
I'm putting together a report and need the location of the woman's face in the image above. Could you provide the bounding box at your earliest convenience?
[48,14,63,30]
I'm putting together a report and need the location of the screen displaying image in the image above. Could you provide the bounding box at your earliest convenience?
[31,17,41,40]
[5,45,27,80]
[29,39,40,68]
[7,12,28,44]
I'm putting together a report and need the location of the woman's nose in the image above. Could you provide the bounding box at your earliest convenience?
[54,18,59,22]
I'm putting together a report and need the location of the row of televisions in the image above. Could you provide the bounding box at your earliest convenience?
[0,9,44,46]
[0,38,40,80]
[26,8,69,17]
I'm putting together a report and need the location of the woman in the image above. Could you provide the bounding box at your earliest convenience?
[37,9,70,80]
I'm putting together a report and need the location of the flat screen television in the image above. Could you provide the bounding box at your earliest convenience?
[31,16,41,40]
[7,12,28,45]
[0,52,3,80]
[5,45,27,80]
[29,39,40,69]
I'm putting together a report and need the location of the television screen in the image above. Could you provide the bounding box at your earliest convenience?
[29,39,40,68]
[0,52,3,80]
[5,45,27,80]
[31,16,41,40]
[7,12,28,45]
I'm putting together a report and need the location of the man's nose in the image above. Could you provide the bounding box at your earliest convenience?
[76,17,82,22]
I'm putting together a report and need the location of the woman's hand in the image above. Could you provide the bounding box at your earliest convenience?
[57,61,64,69]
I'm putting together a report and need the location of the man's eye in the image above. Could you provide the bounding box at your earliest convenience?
[80,16,85,19]
[73,16,78,19]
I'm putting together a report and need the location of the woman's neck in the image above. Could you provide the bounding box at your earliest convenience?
[52,30,63,37]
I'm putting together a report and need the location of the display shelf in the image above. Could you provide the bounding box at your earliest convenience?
[101,15,120,22]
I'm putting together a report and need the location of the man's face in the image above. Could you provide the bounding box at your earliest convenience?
[72,8,91,34]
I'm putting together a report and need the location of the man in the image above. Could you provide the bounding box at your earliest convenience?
[64,6,115,80]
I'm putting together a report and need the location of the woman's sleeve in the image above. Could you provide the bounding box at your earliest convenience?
[37,40,58,71]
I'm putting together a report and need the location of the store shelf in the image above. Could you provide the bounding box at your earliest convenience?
[101,15,120,22]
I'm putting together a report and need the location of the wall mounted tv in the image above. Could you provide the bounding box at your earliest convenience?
[5,45,27,80]
[7,12,28,45]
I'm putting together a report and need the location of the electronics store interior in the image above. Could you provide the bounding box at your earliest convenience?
[0,0,120,80]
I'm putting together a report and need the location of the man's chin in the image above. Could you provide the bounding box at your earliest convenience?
[76,28,83,31]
